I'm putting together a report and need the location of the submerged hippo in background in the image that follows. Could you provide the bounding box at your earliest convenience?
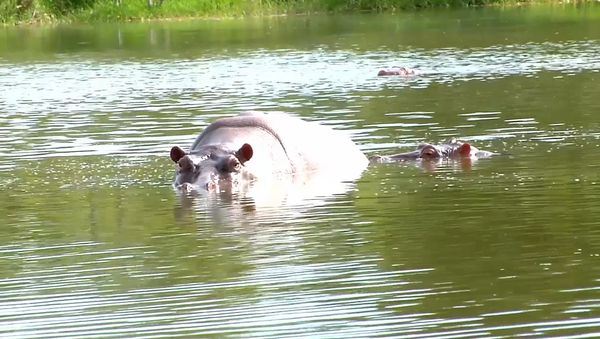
[377,67,417,76]
[368,138,497,166]
[169,111,369,192]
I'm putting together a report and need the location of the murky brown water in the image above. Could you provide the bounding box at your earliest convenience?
[2,5,600,338]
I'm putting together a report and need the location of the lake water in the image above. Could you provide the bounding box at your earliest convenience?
[2,5,600,338]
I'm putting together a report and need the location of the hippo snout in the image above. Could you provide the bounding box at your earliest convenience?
[177,182,196,192]
[176,181,214,192]
[176,173,217,192]
[176,175,242,193]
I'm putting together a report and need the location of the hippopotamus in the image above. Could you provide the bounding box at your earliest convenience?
[169,111,368,192]
[368,138,496,164]
[377,67,417,76]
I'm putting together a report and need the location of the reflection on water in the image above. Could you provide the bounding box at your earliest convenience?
[2,42,600,164]
[2,40,600,116]
[2,7,600,339]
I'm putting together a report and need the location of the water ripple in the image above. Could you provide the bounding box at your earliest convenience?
[0,39,597,168]
[2,20,600,339]
[2,40,599,117]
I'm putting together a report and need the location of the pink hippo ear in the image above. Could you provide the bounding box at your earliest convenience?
[170,146,186,163]
[457,143,471,157]
[236,143,253,163]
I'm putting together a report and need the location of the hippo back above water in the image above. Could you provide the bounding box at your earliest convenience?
[169,111,368,191]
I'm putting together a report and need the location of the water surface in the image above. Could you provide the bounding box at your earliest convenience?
[1,5,600,339]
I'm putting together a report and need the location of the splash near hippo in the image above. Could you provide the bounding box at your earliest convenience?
[169,111,368,192]
[377,67,417,76]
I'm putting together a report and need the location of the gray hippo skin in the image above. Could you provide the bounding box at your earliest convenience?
[369,138,496,164]
[170,111,368,191]
[377,67,417,76]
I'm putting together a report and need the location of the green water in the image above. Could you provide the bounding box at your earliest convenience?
[2,5,600,339]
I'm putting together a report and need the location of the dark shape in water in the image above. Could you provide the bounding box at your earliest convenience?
[377,67,417,76]
[368,138,497,171]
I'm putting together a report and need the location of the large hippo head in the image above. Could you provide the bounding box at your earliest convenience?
[170,143,255,191]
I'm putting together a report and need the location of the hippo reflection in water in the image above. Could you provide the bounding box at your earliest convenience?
[368,138,497,171]
[377,67,417,76]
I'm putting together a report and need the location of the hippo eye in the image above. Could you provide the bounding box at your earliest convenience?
[231,159,242,171]
[421,148,438,158]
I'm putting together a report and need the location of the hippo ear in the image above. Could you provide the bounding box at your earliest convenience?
[170,146,186,163]
[236,143,253,163]
[457,143,471,157]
